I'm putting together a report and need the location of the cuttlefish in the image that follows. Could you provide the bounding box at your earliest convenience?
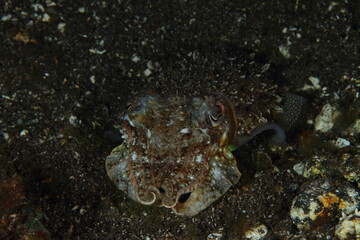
[105,93,301,216]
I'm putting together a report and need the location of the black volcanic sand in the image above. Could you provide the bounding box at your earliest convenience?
[1,1,359,239]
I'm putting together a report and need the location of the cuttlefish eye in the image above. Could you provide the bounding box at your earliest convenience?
[207,101,225,127]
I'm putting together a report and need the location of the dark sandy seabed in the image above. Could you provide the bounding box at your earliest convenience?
[0,1,359,239]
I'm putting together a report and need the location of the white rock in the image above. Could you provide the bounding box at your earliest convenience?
[31,3,45,12]
[90,75,96,84]
[146,61,154,70]
[131,54,141,63]
[335,210,360,240]
[69,115,79,127]
[207,227,223,240]
[308,76,321,89]
[1,14,12,21]
[245,224,268,240]
[20,130,29,136]
[46,1,57,7]
[57,22,66,33]
[314,104,339,133]
[2,132,9,141]
[78,7,86,13]
[334,138,351,148]
[180,128,190,134]
[79,208,86,215]
[89,48,106,54]
[42,13,51,22]
[279,45,291,58]
[144,69,152,77]
[293,162,305,175]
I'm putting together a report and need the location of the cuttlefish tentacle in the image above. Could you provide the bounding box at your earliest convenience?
[124,119,159,205]
[230,123,286,151]
[220,96,238,147]
[228,92,307,151]
[219,92,288,151]
[128,153,159,205]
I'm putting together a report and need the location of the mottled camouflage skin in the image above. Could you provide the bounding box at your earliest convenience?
[106,94,241,216]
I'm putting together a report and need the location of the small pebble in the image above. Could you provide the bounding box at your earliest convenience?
[293,162,305,176]
[308,76,321,89]
[20,130,28,136]
[78,7,86,13]
[334,138,351,148]
[245,224,268,240]
[2,132,9,141]
[1,14,12,21]
[131,54,141,63]
[57,23,66,33]
[69,116,79,127]
[144,69,152,77]
[279,45,291,59]
[314,104,339,133]
[42,13,51,22]
[335,210,360,240]
[290,179,360,232]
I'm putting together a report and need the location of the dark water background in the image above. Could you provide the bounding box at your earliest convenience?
[1,1,359,239]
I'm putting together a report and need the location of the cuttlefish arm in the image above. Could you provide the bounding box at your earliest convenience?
[221,95,237,147]
[228,123,286,151]
[221,95,285,151]
[227,92,307,151]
